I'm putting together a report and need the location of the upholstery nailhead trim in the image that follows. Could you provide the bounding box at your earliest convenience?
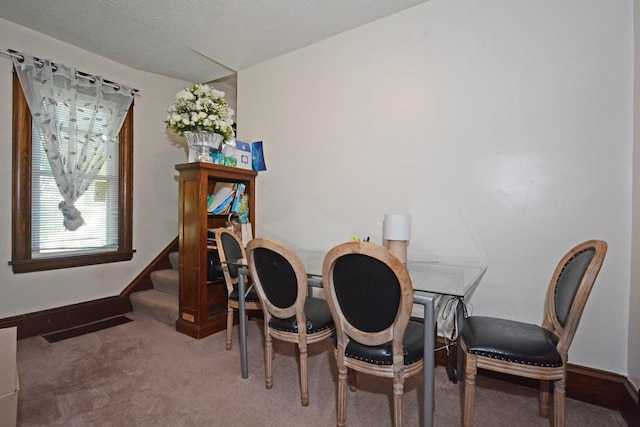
[345,352,419,367]
[270,323,334,333]
[470,350,562,367]
[230,295,260,303]
[346,352,390,366]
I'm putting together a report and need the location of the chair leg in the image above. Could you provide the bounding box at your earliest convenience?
[225,306,233,351]
[299,342,309,406]
[337,365,348,427]
[553,378,565,427]
[265,330,273,389]
[539,380,550,418]
[392,373,405,427]
[348,368,357,392]
[462,353,477,427]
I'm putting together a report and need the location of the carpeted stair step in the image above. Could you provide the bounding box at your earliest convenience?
[150,269,179,296]
[130,289,178,327]
[169,251,179,270]
[129,250,181,326]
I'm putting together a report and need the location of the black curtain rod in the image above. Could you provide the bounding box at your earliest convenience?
[3,49,139,94]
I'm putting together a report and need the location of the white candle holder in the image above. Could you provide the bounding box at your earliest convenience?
[383,214,411,264]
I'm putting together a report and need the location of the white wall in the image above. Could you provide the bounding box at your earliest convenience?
[238,0,633,374]
[210,75,237,116]
[630,0,640,390]
[0,19,191,317]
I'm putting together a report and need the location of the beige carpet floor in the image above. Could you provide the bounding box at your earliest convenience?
[16,312,627,426]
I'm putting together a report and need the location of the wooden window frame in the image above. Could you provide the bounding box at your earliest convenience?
[10,72,135,273]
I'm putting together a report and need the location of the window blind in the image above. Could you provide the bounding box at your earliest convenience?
[31,100,119,256]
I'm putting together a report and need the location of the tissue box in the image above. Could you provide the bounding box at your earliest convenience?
[234,141,252,170]
[0,327,18,427]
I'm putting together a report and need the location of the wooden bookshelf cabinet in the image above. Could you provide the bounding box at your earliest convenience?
[175,162,257,339]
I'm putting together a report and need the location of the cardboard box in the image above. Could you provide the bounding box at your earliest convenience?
[0,327,18,427]
[234,141,252,170]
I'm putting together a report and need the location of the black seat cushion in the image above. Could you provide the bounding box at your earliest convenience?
[461,316,562,367]
[269,297,334,334]
[342,321,424,366]
[229,285,260,304]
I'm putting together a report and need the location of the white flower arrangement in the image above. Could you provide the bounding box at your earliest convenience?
[165,84,235,142]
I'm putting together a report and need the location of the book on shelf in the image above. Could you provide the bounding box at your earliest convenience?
[212,184,237,214]
[209,181,250,216]
[231,183,246,213]
[209,182,235,213]
[207,228,217,239]
[239,193,249,215]
[207,229,217,249]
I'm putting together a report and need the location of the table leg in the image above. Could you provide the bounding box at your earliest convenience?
[423,297,435,427]
[238,268,249,379]
[455,298,466,381]
[413,294,435,427]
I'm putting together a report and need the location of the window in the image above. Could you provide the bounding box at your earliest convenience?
[10,72,134,273]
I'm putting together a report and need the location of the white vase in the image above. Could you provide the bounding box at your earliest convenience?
[184,131,224,163]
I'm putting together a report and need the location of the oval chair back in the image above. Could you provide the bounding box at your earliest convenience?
[215,227,261,351]
[543,240,608,359]
[246,238,335,407]
[323,241,424,427]
[460,239,607,427]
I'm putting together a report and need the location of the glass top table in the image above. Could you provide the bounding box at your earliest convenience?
[225,250,486,427]
[288,250,486,297]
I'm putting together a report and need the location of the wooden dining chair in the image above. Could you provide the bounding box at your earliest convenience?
[215,227,262,351]
[322,241,424,427]
[459,239,607,427]
[246,237,335,406]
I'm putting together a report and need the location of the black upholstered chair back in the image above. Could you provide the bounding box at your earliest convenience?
[246,238,309,322]
[323,241,414,348]
[252,247,299,309]
[542,239,607,356]
[219,230,244,280]
[553,247,595,327]
[333,254,401,333]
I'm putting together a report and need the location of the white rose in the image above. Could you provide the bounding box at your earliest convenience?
[175,89,189,100]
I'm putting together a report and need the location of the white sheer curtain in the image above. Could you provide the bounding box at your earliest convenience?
[12,52,134,231]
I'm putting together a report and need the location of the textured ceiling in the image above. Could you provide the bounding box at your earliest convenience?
[0,0,429,83]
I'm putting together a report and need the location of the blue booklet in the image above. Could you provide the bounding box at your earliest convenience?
[231,183,246,213]
[251,141,267,171]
